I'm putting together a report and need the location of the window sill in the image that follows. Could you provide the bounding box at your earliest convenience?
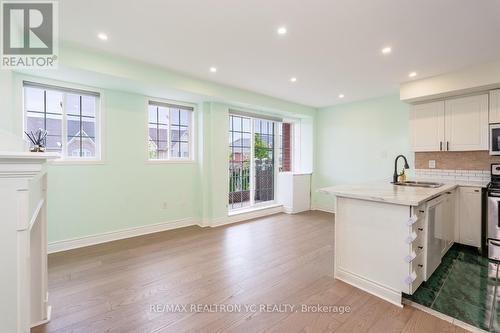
[228,203,282,216]
[145,159,196,165]
[49,159,105,166]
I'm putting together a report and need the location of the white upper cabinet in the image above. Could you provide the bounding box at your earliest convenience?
[490,89,500,124]
[410,101,445,152]
[445,94,488,151]
[410,94,488,152]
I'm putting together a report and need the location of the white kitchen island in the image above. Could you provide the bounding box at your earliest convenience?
[319,182,459,306]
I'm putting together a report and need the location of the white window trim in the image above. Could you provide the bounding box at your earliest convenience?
[19,76,105,165]
[145,97,197,164]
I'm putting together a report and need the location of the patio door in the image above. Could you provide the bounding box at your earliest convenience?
[228,114,276,211]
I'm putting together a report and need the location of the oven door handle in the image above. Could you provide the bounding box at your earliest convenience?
[498,201,500,228]
[490,240,500,247]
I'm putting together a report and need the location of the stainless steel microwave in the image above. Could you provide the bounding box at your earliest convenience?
[491,124,500,155]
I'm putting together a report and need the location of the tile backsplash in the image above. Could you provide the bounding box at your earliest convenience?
[415,151,500,171]
[413,169,490,182]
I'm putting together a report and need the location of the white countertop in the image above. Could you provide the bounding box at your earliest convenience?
[319,179,487,207]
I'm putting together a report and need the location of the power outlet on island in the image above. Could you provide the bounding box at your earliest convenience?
[428,160,436,169]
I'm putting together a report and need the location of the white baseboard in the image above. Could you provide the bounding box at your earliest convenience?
[48,206,300,254]
[311,203,336,214]
[211,205,284,227]
[48,217,198,254]
[335,267,402,307]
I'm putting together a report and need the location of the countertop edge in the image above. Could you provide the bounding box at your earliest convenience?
[319,183,460,207]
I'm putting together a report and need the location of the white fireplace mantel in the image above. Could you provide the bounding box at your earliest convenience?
[0,152,58,333]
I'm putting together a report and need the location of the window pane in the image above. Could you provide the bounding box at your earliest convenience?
[148,140,157,159]
[46,90,63,114]
[233,117,242,132]
[82,95,96,117]
[26,112,62,136]
[66,93,80,115]
[82,117,96,137]
[148,105,157,123]
[158,124,168,141]
[25,87,44,112]
[180,110,189,126]
[45,135,62,152]
[148,126,157,141]
[158,107,169,125]
[242,118,251,133]
[180,143,189,158]
[170,141,180,157]
[232,132,242,146]
[67,115,80,137]
[171,109,180,125]
[242,133,251,148]
[45,114,62,136]
[67,136,96,158]
[157,141,168,159]
[178,125,188,142]
[26,112,45,132]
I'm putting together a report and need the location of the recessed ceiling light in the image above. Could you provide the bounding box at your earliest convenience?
[277,27,287,35]
[381,47,392,54]
[97,33,108,41]
[210,67,217,73]
[290,77,297,83]
[408,72,417,78]
[338,94,345,99]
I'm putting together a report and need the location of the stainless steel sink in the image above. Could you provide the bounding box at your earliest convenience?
[392,181,444,188]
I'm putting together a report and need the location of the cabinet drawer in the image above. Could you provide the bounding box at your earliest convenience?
[412,204,426,217]
[412,219,425,236]
[406,253,425,294]
[411,236,425,256]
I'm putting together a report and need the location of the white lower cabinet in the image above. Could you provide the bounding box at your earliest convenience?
[457,187,482,247]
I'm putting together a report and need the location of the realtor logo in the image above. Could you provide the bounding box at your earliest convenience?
[1,0,58,68]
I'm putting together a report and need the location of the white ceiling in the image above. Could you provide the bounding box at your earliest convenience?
[60,0,500,108]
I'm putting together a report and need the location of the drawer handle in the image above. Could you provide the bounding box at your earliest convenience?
[418,246,423,250]
[418,228,424,231]
[418,264,423,268]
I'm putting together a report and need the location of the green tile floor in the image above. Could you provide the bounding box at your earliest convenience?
[404,244,500,331]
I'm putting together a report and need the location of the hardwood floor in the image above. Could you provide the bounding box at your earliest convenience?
[33,211,469,333]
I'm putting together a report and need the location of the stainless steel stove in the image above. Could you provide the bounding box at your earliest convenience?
[487,163,500,260]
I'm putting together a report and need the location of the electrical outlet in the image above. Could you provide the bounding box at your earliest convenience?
[428,160,436,169]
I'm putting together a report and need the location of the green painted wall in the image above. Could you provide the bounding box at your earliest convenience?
[47,90,201,242]
[0,70,14,134]
[1,44,315,243]
[312,95,411,212]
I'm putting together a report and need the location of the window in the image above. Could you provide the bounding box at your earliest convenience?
[228,113,276,211]
[23,82,100,160]
[279,123,292,172]
[148,101,193,160]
